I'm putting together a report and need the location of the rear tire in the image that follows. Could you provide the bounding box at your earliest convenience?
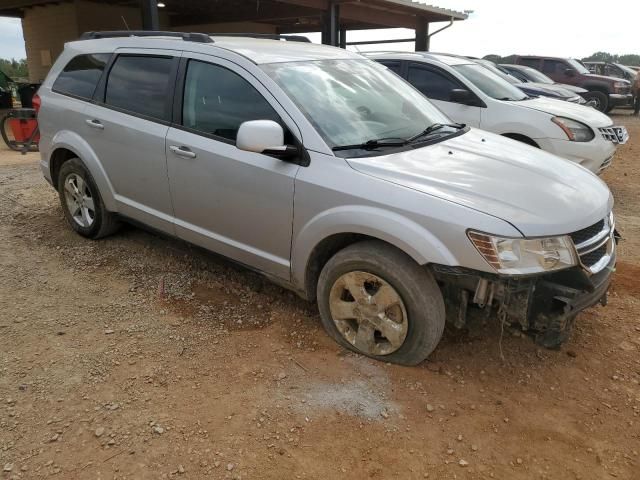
[583,91,608,112]
[57,158,120,239]
[317,240,445,365]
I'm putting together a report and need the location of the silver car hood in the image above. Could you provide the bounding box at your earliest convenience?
[518,97,613,127]
[347,129,613,237]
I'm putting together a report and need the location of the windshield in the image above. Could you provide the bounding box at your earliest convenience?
[615,64,637,78]
[454,64,528,101]
[479,62,520,85]
[519,66,554,84]
[262,59,453,155]
[567,59,590,74]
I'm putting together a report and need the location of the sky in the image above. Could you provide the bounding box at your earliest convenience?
[1,1,639,60]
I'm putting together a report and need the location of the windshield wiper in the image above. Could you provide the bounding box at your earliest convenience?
[332,138,407,152]
[407,123,465,143]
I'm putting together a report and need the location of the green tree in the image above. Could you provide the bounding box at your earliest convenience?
[0,58,28,80]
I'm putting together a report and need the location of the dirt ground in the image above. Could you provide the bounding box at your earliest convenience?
[1,112,639,480]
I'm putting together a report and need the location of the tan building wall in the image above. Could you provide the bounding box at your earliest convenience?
[21,2,276,82]
[22,0,143,82]
[22,3,79,82]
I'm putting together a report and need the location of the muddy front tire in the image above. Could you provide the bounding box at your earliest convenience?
[317,241,445,366]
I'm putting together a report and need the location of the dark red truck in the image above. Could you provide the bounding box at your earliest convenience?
[515,56,633,112]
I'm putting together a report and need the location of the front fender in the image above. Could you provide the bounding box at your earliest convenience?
[291,205,458,289]
[49,130,117,212]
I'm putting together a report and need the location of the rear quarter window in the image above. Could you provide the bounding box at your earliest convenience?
[52,54,111,99]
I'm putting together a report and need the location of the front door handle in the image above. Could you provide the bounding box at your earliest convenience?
[169,145,197,159]
[85,119,104,130]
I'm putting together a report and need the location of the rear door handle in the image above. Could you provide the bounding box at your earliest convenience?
[85,119,104,130]
[169,145,197,159]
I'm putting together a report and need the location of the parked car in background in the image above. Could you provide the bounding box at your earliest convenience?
[583,62,637,83]
[37,32,617,363]
[370,52,627,174]
[500,64,590,101]
[626,65,640,72]
[515,56,632,112]
[473,58,586,104]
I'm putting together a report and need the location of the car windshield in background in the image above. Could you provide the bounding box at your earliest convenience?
[454,64,528,101]
[519,66,554,84]
[479,62,520,85]
[568,59,590,74]
[262,59,455,157]
[616,64,637,78]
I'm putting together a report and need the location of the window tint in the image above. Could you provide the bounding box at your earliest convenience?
[105,55,173,120]
[378,61,402,75]
[518,58,540,69]
[542,60,567,75]
[53,54,110,99]
[182,60,280,142]
[407,65,461,101]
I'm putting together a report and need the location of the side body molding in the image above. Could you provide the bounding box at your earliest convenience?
[49,130,118,212]
[291,205,458,289]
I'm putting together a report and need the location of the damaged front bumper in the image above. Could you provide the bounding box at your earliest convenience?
[433,247,616,349]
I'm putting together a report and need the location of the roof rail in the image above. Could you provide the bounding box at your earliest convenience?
[209,33,311,43]
[79,31,214,43]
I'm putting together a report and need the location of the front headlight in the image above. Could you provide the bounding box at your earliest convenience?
[552,116,595,142]
[468,231,578,275]
[613,81,628,90]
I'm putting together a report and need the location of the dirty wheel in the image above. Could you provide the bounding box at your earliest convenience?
[58,157,120,239]
[317,240,445,365]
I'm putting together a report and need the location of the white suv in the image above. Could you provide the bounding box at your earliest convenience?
[369,52,628,174]
[36,32,616,365]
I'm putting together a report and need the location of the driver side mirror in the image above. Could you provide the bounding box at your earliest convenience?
[450,88,476,105]
[237,120,298,159]
[564,68,576,77]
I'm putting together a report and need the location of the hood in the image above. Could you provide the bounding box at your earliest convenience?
[517,96,612,127]
[346,129,612,237]
[518,83,571,99]
[584,73,631,85]
[555,83,588,94]
[526,82,579,98]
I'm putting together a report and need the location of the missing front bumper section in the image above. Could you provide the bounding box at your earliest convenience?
[432,255,615,349]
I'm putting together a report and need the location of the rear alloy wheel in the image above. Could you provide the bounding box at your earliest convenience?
[317,241,445,365]
[58,158,120,239]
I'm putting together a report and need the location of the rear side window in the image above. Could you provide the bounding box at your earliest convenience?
[518,58,540,69]
[542,60,567,75]
[53,54,110,99]
[407,65,461,101]
[105,55,173,121]
[182,60,280,142]
[378,61,402,75]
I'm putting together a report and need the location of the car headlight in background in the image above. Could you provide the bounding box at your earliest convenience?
[468,231,578,275]
[613,81,628,92]
[552,116,595,142]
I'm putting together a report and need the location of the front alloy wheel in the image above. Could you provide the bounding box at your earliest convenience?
[329,271,408,356]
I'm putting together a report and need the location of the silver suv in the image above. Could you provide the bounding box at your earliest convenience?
[37,32,616,365]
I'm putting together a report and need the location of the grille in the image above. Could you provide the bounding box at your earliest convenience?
[581,243,608,268]
[569,219,605,246]
[599,126,629,144]
[569,213,614,274]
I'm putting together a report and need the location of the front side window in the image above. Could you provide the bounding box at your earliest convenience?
[454,64,528,101]
[182,60,280,142]
[407,65,462,101]
[105,55,173,120]
[53,54,110,99]
[262,59,452,154]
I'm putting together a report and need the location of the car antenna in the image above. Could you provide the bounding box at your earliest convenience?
[121,15,130,31]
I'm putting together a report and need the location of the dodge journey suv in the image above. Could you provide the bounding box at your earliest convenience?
[37,32,617,365]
